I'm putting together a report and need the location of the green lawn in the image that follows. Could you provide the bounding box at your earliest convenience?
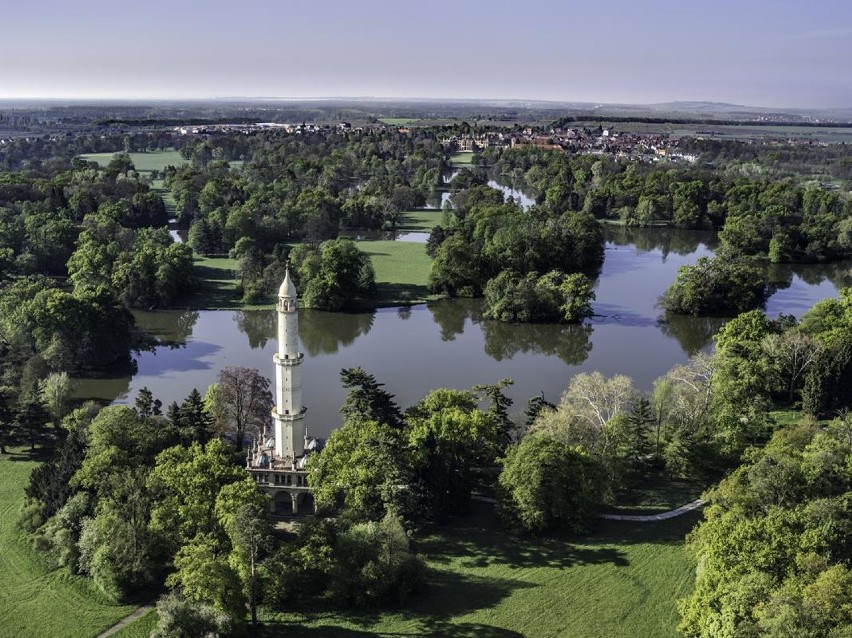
[398,209,443,233]
[607,473,708,516]
[357,239,434,305]
[187,255,245,310]
[80,150,187,174]
[450,152,475,166]
[260,503,698,638]
[0,451,136,638]
[110,609,158,638]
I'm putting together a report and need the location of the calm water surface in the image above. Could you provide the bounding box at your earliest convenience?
[73,227,851,437]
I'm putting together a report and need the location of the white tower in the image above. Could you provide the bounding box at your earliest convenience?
[272,267,306,463]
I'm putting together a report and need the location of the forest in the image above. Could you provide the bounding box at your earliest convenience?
[1,115,851,636]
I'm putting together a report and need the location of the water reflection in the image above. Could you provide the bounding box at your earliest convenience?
[235,310,276,349]
[299,309,375,356]
[70,227,849,435]
[481,320,593,366]
[136,309,199,349]
[657,314,727,356]
[604,226,719,257]
[233,309,378,356]
[428,299,484,341]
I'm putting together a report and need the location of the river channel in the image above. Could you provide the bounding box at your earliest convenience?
[73,226,851,438]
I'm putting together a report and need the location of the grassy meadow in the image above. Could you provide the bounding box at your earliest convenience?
[188,255,245,310]
[258,503,698,638]
[0,451,136,638]
[80,150,187,173]
[450,151,475,166]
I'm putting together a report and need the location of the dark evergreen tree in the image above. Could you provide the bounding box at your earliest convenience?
[339,367,403,429]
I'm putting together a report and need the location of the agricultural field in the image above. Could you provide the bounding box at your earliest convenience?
[379,117,420,126]
[0,452,136,638]
[259,503,699,638]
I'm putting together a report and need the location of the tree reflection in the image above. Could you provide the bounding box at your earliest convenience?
[768,261,852,290]
[299,309,375,356]
[235,310,276,349]
[234,309,376,355]
[428,299,485,341]
[480,320,594,366]
[658,313,726,356]
[604,226,719,257]
[134,309,199,351]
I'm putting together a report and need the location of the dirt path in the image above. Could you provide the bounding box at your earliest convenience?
[95,605,154,638]
[600,498,706,522]
[473,494,707,522]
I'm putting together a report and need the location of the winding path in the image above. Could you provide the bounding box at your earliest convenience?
[471,495,707,522]
[600,498,706,522]
[94,605,153,638]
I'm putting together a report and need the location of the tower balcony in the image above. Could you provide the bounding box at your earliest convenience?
[272,406,308,421]
[273,352,304,366]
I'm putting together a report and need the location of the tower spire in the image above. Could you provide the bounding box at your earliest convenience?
[272,268,306,463]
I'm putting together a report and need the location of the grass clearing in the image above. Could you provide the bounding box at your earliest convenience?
[186,255,246,310]
[261,502,698,638]
[80,150,187,174]
[608,472,708,516]
[450,152,475,166]
[0,450,136,638]
[357,239,434,306]
[399,209,443,233]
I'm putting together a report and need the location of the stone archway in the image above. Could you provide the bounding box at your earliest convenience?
[273,491,293,515]
[297,492,315,515]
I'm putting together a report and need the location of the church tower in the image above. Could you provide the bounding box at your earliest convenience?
[272,267,306,463]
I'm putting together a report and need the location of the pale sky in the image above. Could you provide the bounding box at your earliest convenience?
[1,0,850,108]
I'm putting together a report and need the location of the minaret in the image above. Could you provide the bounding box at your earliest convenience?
[272,267,306,463]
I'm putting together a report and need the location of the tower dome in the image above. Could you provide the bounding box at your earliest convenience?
[279,267,297,298]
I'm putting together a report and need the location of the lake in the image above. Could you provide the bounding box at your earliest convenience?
[72,227,851,438]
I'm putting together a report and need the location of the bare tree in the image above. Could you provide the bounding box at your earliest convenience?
[211,367,273,451]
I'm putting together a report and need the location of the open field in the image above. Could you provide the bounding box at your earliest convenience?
[398,209,443,232]
[379,117,420,126]
[450,152,475,166]
[188,209,440,310]
[260,503,698,638]
[356,239,434,305]
[0,451,136,638]
[80,150,187,173]
[187,255,246,310]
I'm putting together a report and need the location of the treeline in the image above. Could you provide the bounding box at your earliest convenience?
[426,177,603,321]
[678,137,852,182]
[0,152,197,453]
[552,114,852,128]
[168,129,446,254]
[679,419,852,637]
[481,146,852,263]
[0,131,188,170]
